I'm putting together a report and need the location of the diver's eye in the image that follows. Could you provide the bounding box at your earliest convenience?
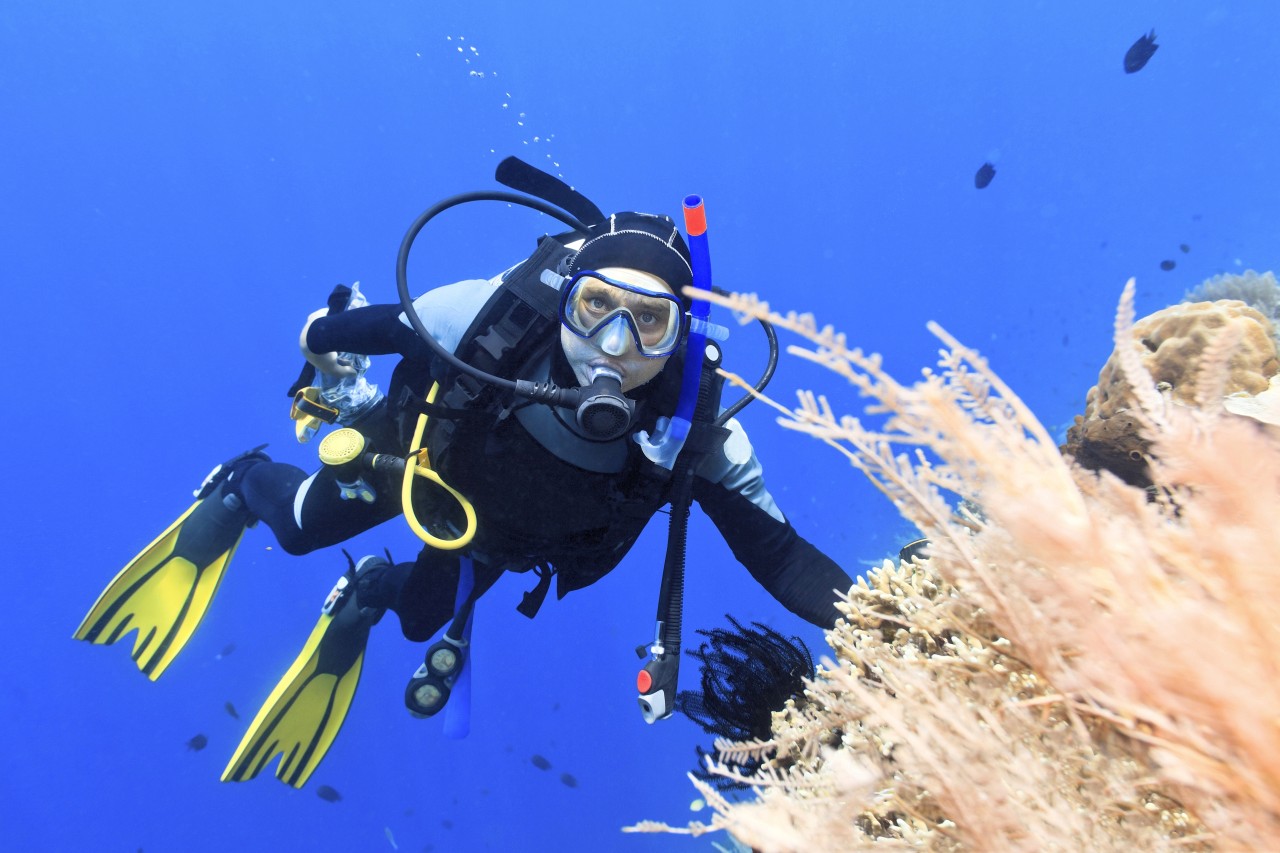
[636,310,660,327]
[586,296,611,313]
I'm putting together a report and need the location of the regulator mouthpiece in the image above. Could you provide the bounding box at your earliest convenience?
[575,370,634,441]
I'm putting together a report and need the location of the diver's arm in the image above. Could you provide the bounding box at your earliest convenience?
[306,303,429,361]
[692,421,852,629]
[300,308,357,377]
[694,480,851,628]
[305,278,499,366]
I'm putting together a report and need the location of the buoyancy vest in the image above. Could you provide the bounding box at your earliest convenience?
[389,231,720,606]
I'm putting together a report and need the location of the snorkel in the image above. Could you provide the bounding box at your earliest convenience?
[634,196,715,470]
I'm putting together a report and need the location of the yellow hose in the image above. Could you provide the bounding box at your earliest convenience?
[400,383,477,549]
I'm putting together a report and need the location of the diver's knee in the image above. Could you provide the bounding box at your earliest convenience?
[219,447,274,498]
[356,560,409,610]
[273,531,319,557]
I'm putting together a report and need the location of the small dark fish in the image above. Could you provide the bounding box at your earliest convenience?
[1124,29,1158,74]
[530,754,552,771]
[1180,243,1191,253]
[1160,259,1176,271]
[186,734,208,751]
[974,162,996,189]
[216,643,236,660]
[316,784,342,803]
[224,701,239,720]
[559,772,579,788]
[441,819,454,830]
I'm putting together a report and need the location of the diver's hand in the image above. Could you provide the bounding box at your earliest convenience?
[299,308,358,379]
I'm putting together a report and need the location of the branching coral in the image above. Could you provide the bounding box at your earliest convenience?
[630,279,1280,851]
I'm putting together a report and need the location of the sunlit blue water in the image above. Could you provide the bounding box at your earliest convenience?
[6,2,1279,850]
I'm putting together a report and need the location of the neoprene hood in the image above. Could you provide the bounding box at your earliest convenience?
[569,212,694,304]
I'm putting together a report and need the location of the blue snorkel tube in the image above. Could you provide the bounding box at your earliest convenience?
[634,196,723,470]
[674,197,714,449]
[636,195,722,723]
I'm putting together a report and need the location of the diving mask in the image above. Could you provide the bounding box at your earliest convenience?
[559,271,687,358]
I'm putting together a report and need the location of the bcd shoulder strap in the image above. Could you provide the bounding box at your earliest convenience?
[422,234,578,446]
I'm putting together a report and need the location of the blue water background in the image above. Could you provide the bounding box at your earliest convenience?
[5,2,1278,850]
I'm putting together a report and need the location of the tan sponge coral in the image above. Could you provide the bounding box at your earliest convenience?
[1062,298,1278,485]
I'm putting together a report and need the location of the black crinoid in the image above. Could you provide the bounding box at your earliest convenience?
[676,615,815,793]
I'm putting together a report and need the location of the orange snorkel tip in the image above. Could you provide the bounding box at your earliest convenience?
[682,194,706,237]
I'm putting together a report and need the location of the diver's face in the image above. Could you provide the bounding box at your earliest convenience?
[560,267,676,392]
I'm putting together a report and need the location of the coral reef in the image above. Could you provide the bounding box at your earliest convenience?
[1186,269,1280,340]
[630,279,1280,850]
[1062,295,1277,486]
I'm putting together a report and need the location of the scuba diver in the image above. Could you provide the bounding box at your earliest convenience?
[74,157,853,788]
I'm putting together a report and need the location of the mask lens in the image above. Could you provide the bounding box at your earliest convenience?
[563,274,683,356]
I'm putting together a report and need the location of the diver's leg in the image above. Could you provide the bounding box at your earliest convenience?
[234,457,403,555]
[361,549,506,643]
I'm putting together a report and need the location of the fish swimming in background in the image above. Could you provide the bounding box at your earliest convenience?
[1160,260,1176,271]
[1124,30,1158,73]
[316,784,342,802]
[974,162,996,189]
[216,643,236,660]
[224,701,239,719]
[186,734,208,751]
[530,754,551,770]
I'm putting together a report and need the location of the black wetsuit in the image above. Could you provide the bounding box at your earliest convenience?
[231,278,852,640]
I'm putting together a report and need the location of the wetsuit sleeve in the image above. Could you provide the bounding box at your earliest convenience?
[307,303,431,359]
[306,278,499,362]
[693,420,853,629]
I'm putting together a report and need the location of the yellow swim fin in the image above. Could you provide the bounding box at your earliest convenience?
[222,559,385,788]
[74,482,251,680]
